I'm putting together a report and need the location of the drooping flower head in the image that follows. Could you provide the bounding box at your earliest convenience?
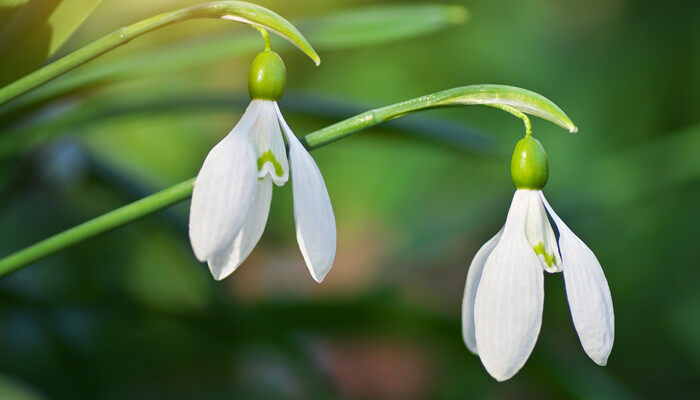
[189,48,336,282]
[462,135,614,381]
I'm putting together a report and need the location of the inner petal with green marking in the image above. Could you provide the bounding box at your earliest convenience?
[249,100,289,186]
[523,189,562,272]
[533,242,557,269]
[257,149,285,180]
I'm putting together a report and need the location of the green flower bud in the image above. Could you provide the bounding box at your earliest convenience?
[248,51,286,101]
[510,136,548,190]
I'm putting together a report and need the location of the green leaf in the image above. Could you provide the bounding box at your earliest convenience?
[300,3,468,49]
[0,0,102,85]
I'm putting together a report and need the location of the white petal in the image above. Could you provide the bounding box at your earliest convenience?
[525,190,562,273]
[275,103,336,282]
[540,192,614,365]
[462,228,503,355]
[188,102,261,261]
[207,178,273,280]
[474,190,544,381]
[249,100,289,186]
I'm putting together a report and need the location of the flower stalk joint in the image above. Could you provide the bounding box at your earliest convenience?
[248,50,286,101]
[510,136,548,190]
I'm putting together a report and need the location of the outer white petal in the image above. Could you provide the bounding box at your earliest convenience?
[462,228,503,355]
[540,192,614,366]
[188,102,261,261]
[275,103,336,283]
[474,190,544,381]
[207,178,273,280]
[525,190,562,273]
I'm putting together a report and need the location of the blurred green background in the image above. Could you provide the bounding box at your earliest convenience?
[0,0,698,398]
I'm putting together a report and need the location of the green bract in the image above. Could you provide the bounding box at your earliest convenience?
[248,51,286,100]
[511,137,548,190]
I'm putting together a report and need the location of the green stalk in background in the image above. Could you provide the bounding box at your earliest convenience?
[0,84,576,278]
[0,1,320,106]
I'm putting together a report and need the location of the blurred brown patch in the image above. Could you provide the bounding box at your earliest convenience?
[313,337,434,400]
[228,223,392,301]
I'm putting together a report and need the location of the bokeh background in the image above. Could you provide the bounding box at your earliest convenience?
[0,0,698,398]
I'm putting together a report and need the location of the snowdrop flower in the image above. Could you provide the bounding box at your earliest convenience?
[462,136,614,381]
[189,50,336,282]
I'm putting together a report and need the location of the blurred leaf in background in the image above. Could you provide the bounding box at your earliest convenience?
[0,0,102,85]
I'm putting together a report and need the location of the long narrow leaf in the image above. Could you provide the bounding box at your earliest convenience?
[300,3,468,49]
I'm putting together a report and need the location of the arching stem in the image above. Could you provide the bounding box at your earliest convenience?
[486,104,533,137]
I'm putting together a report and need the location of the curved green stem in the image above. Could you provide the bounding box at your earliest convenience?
[486,104,532,137]
[255,27,272,51]
[0,1,319,106]
[0,84,575,278]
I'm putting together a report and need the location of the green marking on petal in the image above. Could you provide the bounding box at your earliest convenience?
[257,150,284,177]
[533,242,557,268]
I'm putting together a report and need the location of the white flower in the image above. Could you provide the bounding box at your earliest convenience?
[462,189,614,381]
[188,99,336,282]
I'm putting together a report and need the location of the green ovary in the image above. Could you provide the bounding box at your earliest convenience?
[257,150,284,178]
[533,242,557,268]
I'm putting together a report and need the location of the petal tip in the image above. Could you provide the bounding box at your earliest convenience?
[207,260,231,281]
[190,244,208,263]
[465,343,478,356]
[590,349,611,366]
[210,271,228,282]
[484,364,518,382]
[308,263,331,283]
[211,273,227,282]
[189,237,216,264]
[543,264,563,274]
